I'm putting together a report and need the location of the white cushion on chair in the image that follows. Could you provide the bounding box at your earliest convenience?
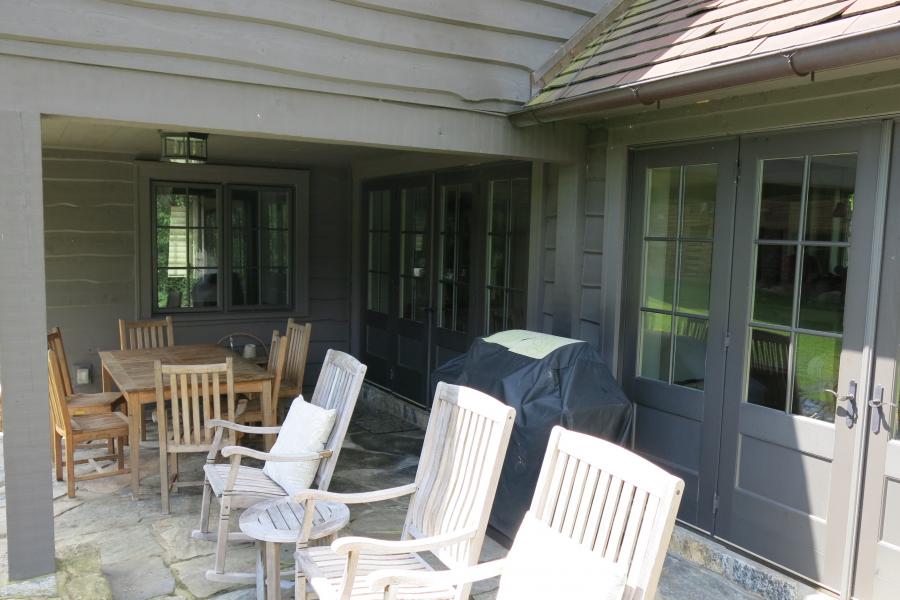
[262,396,335,495]
[497,513,627,600]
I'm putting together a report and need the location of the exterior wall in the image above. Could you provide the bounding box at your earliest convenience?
[541,167,559,333]
[43,149,351,393]
[577,134,607,346]
[0,0,604,114]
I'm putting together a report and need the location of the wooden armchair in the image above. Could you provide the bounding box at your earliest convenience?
[49,348,129,498]
[119,316,175,350]
[48,327,124,415]
[194,349,366,583]
[368,427,685,600]
[292,382,516,600]
[154,357,240,513]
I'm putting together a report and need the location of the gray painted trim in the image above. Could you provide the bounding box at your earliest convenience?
[599,142,627,372]
[0,110,56,579]
[526,161,546,330]
[0,55,583,162]
[551,161,586,337]
[135,161,310,320]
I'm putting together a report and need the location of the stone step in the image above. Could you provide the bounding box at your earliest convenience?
[668,527,825,600]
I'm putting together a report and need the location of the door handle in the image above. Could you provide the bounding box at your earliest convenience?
[826,380,857,428]
[868,385,896,435]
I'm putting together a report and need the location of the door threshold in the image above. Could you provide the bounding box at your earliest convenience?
[669,525,836,600]
[359,381,430,431]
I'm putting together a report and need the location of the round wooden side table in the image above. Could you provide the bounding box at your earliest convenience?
[240,496,350,600]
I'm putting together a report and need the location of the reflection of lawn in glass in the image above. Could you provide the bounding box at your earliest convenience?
[643,275,710,315]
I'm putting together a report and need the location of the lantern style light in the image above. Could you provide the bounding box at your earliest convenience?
[160,132,208,164]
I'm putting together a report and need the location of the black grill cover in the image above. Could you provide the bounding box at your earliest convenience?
[431,330,632,543]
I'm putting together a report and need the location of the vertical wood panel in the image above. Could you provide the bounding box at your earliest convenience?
[0,110,56,579]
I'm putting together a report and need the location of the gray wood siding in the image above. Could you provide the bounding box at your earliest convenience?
[542,167,559,333]
[0,0,605,114]
[578,138,606,345]
[43,152,351,394]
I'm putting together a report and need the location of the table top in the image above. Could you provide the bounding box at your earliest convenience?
[99,343,272,393]
[240,497,350,544]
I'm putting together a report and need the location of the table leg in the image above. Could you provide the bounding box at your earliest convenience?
[101,364,113,393]
[265,541,280,600]
[262,380,275,450]
[128,395,141,498]
[256,542,266,600]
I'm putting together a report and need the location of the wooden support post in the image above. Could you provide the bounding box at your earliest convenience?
[0,110,56,579]
[552,160,587,339]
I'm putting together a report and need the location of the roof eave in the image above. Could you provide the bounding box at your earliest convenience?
[511,24,900,127]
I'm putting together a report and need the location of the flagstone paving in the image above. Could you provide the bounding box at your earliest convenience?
[0,405,768,599]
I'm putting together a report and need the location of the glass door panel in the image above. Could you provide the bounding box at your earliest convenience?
[623,140,737,533]
[716,124,881,590]
[485,177,529,333]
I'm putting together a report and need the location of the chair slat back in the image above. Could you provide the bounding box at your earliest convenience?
[403,383,515,572]
[47,327,73,396]
[154,358,236,448]
[281,319,312,398]
[119,316,175,350]
[308,349,366,491]
[47,348,72,434]
[530,427,684,600]
[267,330,288,402]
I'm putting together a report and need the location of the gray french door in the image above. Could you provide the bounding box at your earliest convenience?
[623,140,738,532]
[716,123,882,590]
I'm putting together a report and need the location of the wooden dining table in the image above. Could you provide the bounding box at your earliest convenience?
[99,343,274,498]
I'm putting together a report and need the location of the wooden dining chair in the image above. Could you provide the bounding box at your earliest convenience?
[293,382,516,600]
[154,356,239,513]
[120,316,175,439]
[368,426,684,600]
[49,348,129,498]
[48,327,124,415]
[237,330,288,426]
[279,319,312,412]
[119,316,175,350]
[194,349,366,584]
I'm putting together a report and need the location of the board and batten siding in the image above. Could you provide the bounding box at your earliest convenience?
[43,151,352,394]
[0,0,610,115]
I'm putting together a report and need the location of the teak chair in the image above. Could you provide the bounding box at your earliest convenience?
[292,382,516,600]
[48,327,124,415]
[237,330,288,426]
[154,357,239,513]
[119,316,175,350]
[280,320,312,411]
[49,348,130,498]
[368,427,685,600]
[194,349,366,583]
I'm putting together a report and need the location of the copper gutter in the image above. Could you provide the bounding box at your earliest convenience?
[510,24,900,126]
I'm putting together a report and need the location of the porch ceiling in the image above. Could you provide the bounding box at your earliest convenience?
[41,117,402,167]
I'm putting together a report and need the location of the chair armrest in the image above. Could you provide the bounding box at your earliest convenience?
[368,559,506,592]
[207,419,281,435]
[293,483,417,506]
[332,527,478,556]
[220,445,331,462]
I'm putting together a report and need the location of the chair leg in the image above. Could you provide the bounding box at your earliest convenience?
[214,496,232,574]
[199,478,212,535]
[65,438,76,498]
[53,432,63,482]
[117,436,125,470]
[294,569,306,600]
[159,447,170,514]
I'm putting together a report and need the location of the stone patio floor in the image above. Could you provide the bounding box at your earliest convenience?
[0,404,764,599]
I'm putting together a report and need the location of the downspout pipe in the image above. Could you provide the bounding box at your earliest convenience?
[510,24,900,126]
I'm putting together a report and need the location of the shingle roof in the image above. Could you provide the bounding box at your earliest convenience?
[527,0,900,107]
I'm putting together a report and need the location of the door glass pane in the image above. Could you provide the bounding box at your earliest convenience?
[643,241,677,310]
[798,246,848,333]
[683,164,717,239]
[400,187,429,322]
[752,244,796,327]
[748,327,790,411]
[805,154,855,243]
[640,311,672,381]
[792,333,840,422]
[647,167,680,237]
[438,184,472,333]
[758,158,805,240]
[485,178,529,333]
[678,242,712,316]
[367,190,391,314]
[673,317,708,390]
